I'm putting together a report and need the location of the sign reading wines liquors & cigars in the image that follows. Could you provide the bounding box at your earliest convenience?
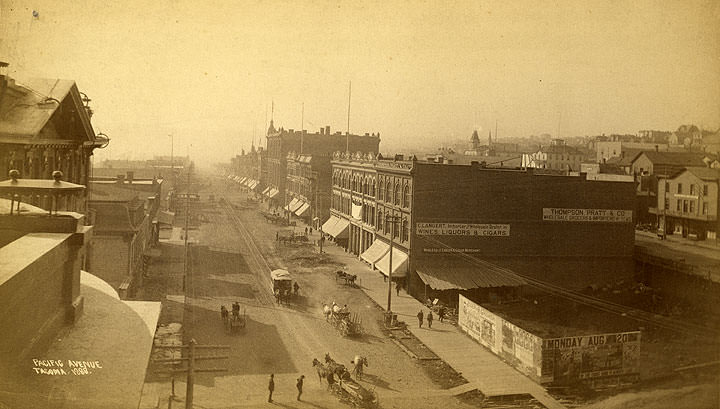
[542,208,632,223]
[416,223,510,236]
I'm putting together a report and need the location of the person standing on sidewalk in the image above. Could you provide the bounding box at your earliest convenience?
[396,282,401,296]
[268,374,275,403]
[417,310,424,328]
[296,375,305,401]
[427,311,434,328]
[438,306,445,323]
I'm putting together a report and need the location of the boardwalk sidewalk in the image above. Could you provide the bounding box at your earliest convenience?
[315,236,565,409]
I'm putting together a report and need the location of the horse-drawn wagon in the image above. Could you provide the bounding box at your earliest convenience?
[221,302,246,334]
[312,354,377,407]
[323,303,363,337]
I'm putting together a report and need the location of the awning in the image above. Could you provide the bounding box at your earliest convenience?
[156,210,175,225]
[415,259,526,290]
[251,181,261,190]
[376,247,408,277]
[285,198,299,211]
[295,202,311,217]
[238,177,246,184]
[322,215,340,233]
[261,187,271,196]
[290,200,304,213]
[269,188,280,199]
[351,202,363,220]
[328,218,349,239]
[270,269,292,281]
[360,239,390,264]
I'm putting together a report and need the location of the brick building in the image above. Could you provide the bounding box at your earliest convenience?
[327,152,378,255]
[265,122,380,210]
[522,139,585,172]
[283,152,331,223]
[325,156,636,306]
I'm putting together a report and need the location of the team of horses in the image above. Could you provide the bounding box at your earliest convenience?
[312,353,369,386]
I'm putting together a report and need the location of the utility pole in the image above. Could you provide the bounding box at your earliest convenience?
[153,340,229,409]
[385,214,402,320]
[183,166,190,292]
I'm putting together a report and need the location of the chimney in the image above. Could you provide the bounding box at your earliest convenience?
[320,127,324,135]
[126,171,134,183]
[325,126,330,135]
[117,174,125,184]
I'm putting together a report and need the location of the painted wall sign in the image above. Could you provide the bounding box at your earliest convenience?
[416,223,510,236]
[542,208,632,223]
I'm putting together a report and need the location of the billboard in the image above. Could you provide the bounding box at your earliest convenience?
[458,295,640,385]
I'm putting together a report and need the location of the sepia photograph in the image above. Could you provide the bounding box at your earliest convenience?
[0,0,719,408]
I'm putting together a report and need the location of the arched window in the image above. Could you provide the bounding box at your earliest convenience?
[385,213,391,234]
[385,181,392,203]
[393,218,400,238]
[371,180,376,197]
[394,182,401,205]
[377,210,383,231]
[403,184,410,208]
[378,179,384,200]
[402,219,408,242]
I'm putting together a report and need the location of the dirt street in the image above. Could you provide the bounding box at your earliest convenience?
[143,176,480,409]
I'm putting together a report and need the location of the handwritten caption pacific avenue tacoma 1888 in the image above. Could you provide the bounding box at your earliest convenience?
[32,359,103,376]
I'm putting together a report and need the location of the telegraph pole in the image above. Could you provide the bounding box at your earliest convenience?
[385,214,402,317]
[154,340,229,409]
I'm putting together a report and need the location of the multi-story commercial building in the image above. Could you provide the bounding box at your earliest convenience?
[265,122,380,209]
[326,151,379,254]
[654,167,720,241]
[284,152,331,223]
[326,155,636,306]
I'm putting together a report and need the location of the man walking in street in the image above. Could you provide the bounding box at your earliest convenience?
[268,374,274,403]
[427,311,434,328]
[417,310,424,328]
[296,375,305,401]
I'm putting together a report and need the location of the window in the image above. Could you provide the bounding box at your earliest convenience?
[677,183,683,194]
[378,180,384,201]
[676,200,681,212]
[703,202,708,215]
[394,183,401,205]
[385,214,391,234]
[403,184,410,208]
[377,210,383,231]
[393,219,399,238]
[664,198,669,210]
[703,184,708,196]
[385,181,392,203]
[665,182,669,192]
[689,201,695,213]
[690,184,695,195]
[683,200,688,213]
[402,219,408,242]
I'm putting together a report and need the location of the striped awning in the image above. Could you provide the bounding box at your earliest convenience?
[360,239,390,264]
[415,258,526,290]
[295,202,311,217]
[375,247,408,277]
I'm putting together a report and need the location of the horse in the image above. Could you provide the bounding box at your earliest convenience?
[324,353,349,380]
[312,358,329,384]
[322,304,332,321]
[351,356,368,379]
[344,274,357,286]
[220,305,228,322]
[335,270,347,282]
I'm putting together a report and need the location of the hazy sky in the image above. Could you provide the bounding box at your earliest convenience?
[1,0,718,165]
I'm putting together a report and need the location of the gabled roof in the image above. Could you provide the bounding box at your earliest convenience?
[0,77,95,144]
[683,167,720,181]
[631,150,708,167]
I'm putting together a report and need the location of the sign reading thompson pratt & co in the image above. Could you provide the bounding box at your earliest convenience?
[542,208,632,223]
[416,223,510,236]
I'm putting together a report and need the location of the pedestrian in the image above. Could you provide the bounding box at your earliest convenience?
[305,227,308,235]
[310,227,313,235]
[396,282,401,296]
[427,311,434,328]
[268,374,274,403]
[417,310,424,328]
[293,281,299,296]
[438,306,445,323]
[276,231,279,241]
[296,375,305,401]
